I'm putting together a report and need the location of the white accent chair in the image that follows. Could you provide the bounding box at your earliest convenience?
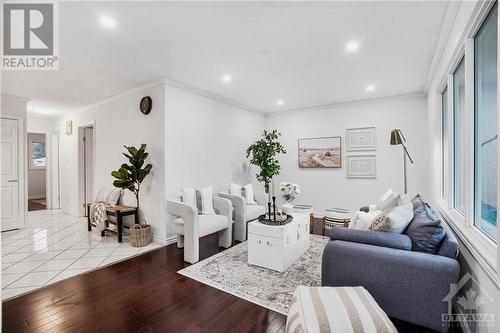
[218,189,266,242]
[167,195,233,263]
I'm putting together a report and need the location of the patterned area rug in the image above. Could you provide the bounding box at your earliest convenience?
[177,235,329,315]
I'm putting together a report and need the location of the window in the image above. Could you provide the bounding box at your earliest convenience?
[442,86,449,201]
[453,58,466,215]
[474,4,497,240]
[30,140,46,169]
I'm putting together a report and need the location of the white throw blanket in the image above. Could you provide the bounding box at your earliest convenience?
[90,202,109,232]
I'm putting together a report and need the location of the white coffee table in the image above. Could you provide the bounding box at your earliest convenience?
[247,213,310,273]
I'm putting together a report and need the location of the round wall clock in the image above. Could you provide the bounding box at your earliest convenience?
[139,96,152,115]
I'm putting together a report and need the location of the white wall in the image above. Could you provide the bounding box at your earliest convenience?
[27,133,46,199]
[53,81,167,242]
[426,2,500,331]
[27,116,53,134]
[164,84,265,237]
[266,94,428,213]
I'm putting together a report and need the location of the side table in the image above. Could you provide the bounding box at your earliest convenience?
[87,204,139,242]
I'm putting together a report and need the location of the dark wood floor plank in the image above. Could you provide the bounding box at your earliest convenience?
[3,232,442,333]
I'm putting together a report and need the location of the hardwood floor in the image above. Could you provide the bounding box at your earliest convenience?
[2,235,287,333]
[3,230,449,333]
[28,199,46,212]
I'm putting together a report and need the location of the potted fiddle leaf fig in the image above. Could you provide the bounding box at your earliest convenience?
[111,144,153,247]
[246,129,286,193]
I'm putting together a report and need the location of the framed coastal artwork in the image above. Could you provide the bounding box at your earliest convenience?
[346,127,376,151]
[298,136,341,168]
[346,155,376,178]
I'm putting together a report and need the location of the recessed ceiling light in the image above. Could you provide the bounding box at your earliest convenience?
[221,74,232,83]
[346,41,359,52]
[276,99,284,106]
[100,15,116,28]
[366,85,375,92]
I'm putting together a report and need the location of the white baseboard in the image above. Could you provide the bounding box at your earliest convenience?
[152,234,177,246]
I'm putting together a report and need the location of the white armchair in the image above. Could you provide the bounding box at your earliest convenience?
[167,196,233,263]
[218,190,266,242]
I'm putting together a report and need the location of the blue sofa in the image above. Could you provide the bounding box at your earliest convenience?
[322,220,460,332]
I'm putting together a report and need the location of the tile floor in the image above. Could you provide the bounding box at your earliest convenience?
[1,209,164,301]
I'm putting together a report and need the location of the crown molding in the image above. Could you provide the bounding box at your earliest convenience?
[1,93,30,104]
[73,77,166,114]
[424,1,461,93]
[265,92,426,118]
[161,77,265,116]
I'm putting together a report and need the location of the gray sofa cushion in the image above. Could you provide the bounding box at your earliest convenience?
[331,226,412,251]
[411,193,426,211]
[405,203,446,255]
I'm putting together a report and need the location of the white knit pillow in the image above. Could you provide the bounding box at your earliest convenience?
[199,186,215,215]
[182,188,196,208]
[230,183,242,196]
[107,188,121,206]
[244,183,256,205]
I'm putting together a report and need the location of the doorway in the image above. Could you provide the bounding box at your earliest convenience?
[79,126,95,217]
[27,132,47,211]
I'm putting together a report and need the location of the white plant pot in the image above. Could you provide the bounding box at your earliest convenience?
[282,202,294,215]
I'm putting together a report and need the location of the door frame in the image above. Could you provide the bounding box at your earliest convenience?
[78,121,96,217]
[1,114,26,230]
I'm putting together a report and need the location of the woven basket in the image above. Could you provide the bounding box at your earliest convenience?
[130,224,152,247]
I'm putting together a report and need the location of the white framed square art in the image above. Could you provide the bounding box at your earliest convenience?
[346,127,376,151]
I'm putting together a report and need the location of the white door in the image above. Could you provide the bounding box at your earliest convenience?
[1,118,20,231]
[84,127,94,205]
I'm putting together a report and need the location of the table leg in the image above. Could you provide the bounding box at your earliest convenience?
[309,213,314,234]
[118,214,123,243]
[321,217,326,236]
[87,205,91,231]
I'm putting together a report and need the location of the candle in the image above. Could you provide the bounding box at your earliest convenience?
[272,178,275,197]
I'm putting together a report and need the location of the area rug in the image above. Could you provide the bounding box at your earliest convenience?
[177,234,329,315]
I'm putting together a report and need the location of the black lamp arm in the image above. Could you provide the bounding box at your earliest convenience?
[402,144,414,164]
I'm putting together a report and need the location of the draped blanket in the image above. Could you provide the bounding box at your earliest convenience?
[90,202,109,232]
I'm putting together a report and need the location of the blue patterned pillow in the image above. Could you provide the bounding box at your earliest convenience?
[404,203,446,254]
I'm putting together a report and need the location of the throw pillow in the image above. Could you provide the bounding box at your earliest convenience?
[182,188,196,208]
[243,183,256,205]
[368,210,391,231]
[230,183,242,196]
[353,210,382,230]
[375,189,399,211]
[95,187,108,202]
[199,186,216,215]
[411,193,426,211]
[369,200,414,233]
[405,203,446,254]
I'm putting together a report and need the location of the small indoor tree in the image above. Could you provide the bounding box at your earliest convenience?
[246,129,286,193]
[111,144,152,210]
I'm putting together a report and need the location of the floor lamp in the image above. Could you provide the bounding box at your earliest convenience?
[390,129,413,194]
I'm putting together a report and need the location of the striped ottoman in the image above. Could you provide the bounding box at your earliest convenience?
[286,286,397,333]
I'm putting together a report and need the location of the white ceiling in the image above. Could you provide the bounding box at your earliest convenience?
[1,1,448,116]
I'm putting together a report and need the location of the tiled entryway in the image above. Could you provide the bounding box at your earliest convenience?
[1,210,164,301]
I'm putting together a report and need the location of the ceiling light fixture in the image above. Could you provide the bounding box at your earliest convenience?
[346,41,359,52]
[221,74,232,83]
[276,99,284,106]
[100,15,116,28]
[366,85,375,92]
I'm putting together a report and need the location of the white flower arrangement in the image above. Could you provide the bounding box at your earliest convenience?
[279,182,300,203]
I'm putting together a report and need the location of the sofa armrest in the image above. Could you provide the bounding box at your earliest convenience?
[254,190,268,206]
[331,226,412,251]
[218,192,245,219]
[213,196,232,223]
[322,240,460,332]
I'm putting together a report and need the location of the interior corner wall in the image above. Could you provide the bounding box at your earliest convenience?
[164,84,266,238]
[53,83,167,243]
[265,95,429,213]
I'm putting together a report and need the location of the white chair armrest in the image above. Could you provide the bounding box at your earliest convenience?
[167,199,199,232]
[213,196,232,223]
